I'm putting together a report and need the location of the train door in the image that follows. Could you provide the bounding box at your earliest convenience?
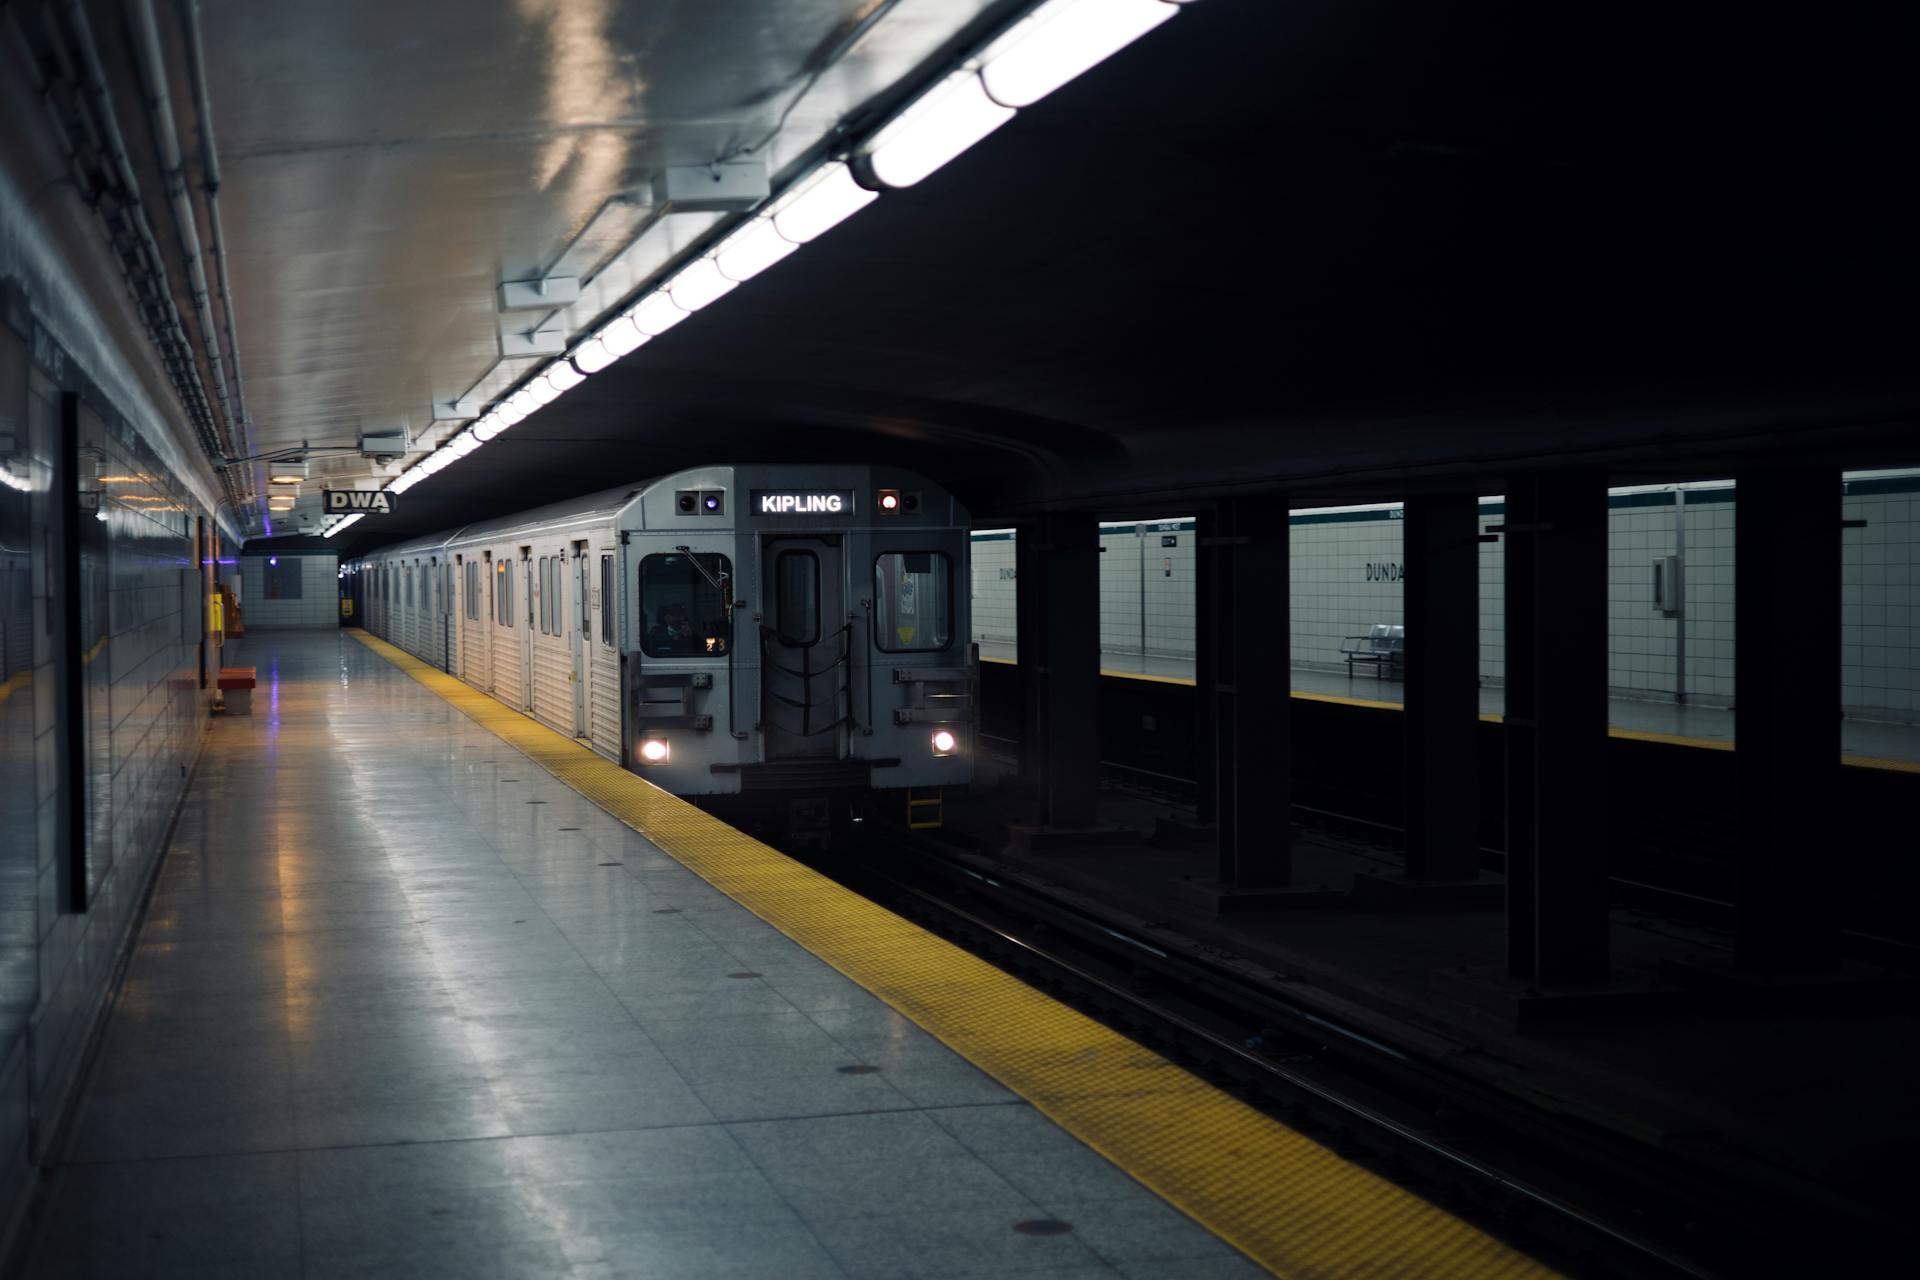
[760,536,846,760]
[519,547,534,711]
[451,555,463,676]
[483,549,497,692]
[571,541,589,737]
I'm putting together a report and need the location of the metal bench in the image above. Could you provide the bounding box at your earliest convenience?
[1338,624,1404,680]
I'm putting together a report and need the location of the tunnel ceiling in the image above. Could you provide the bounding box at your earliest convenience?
[113,0,1918,555]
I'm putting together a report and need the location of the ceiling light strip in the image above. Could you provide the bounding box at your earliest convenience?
[383,0,1199,503]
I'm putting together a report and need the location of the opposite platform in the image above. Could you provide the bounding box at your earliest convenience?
[21,631,1548,1279]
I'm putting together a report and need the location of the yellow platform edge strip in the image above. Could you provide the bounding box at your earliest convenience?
[351,632,1552,1280]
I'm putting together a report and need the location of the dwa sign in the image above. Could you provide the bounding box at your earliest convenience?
[324,490,397,515]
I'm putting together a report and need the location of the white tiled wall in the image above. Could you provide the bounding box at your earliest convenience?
[1844,484,1919,715]
[1289,507,1408,672]
[970,532,1017,644]
[969,473,1920,721]
[239,553,339,628]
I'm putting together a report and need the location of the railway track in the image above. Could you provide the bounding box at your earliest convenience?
[799,820,1898,1280]
[995,735,1919,968]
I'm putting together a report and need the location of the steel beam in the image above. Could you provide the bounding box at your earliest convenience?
[1403,493,1482,881]
[1504,472,1609,982]
[1734,468,1840,972]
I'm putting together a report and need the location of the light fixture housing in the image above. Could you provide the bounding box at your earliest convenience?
[629,292,691,337]
[544,361,586,394]
[715,218,799,283]
[667,258,738,313]
[931,728,959,757]
[859,70,1015,189]
[266,458,308,484]
[980,0,1179,109]
[771,162,877,244]
[639,738,670,764]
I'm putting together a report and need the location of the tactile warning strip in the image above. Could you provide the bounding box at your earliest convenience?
[352,632,1554,1279]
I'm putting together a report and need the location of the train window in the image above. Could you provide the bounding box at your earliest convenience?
[873,552,952,653]
[547,558,561,635]
[496,561,513,625]
[404,565,414,608]
[639,553,732,657]
[774,550,820,646]
[599,555,613,645]
[465,562,479,620]
[537,557,549,634]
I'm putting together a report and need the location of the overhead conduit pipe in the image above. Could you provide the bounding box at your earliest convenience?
[175,0,254,490]
[125,0,241,468]
[28,0,241,508]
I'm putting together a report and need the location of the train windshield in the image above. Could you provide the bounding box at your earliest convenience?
[873,551,951,652]
[640,552,733,657]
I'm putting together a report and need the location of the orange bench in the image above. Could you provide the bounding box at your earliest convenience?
[218,666,256,714]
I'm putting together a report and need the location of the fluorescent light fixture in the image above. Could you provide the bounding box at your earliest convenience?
[472,414,507,442]
[323,513,363,537]
[667,258,737,313]
[269,479,301,493]
[544,361,585,394]
[449,431,481,455]
[493,402,527,426]
[507,388,541,417]
[600,314,649,358]
[525,376,563,408]
[266,459,308,483]
[629,292,691,337]
[980,0,1179,108]
[571,335,615,374]
[267,498,296,511]
[715,217,799,282]
[862,70,1015,189]
[771,162,877,244]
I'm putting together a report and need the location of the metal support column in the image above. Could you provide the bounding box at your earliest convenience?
[1734,469,1840,973]
[1017,513,1100,828]
[1199,496,1293,888]
[1403,494,1482,881]
[1504,472,1609,982]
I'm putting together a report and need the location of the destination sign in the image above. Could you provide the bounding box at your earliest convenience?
[323,489,396,514]
[751,489,855,517]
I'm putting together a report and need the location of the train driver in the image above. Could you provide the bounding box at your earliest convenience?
[647,602,696,654]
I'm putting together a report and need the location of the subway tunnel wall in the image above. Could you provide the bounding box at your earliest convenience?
[1,157,235,1230]
[970,474,1920,720]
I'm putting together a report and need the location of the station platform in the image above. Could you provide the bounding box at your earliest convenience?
[19,630,1548,1279]
[975,644,1920,767]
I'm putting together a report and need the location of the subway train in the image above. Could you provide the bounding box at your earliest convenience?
[351,465,975,833]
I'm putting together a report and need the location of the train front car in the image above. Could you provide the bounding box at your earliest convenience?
[619,465,974,841]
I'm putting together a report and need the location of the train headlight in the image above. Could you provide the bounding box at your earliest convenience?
[930,728,958,756]
[640,738,670,764]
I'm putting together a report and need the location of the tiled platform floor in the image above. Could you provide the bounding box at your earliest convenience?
[978,643,1920,763]
[22,631,1262,1279]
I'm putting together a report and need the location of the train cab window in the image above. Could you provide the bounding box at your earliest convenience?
[774,550,820,646]
[639,552,732,657]
[873,551,952,653]
[599,555,613,645]
[496,561,513,625]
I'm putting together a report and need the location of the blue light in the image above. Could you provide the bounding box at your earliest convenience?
[269,556,279,566]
